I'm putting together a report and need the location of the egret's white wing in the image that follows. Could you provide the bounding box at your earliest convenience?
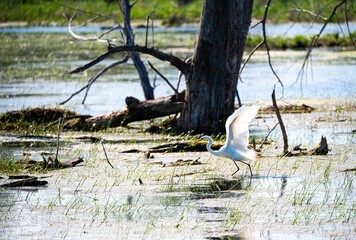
[225,105,259,152]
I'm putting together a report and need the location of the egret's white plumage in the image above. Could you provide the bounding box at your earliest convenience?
[202,105,259,177]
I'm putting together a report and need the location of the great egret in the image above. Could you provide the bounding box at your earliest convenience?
[202,105,259,177]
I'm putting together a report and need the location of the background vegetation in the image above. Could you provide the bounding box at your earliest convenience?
[1,0,355,26]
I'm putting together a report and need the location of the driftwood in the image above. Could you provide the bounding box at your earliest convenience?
[13,157,84,170]
[0,175,48,188]
[64,91,185,131]
[308,136,329,155]
[261,104,315,114]
[286,136,329,156]
[41,156,84,169]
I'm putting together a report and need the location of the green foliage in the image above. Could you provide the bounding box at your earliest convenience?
[245,32,356,50]
[252,0,355,23]
[0,157,23,174]
[1,0,354,25]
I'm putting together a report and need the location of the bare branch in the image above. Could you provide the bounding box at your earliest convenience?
[70,45,189,75]
[55,2,119,23]
[250,20,262,29]
[262,0,284,88]
[101,142,114,169]
[296,0,347,83]
[240,1,284,89]
[68,11,121,43]
[259,122,279,150]
[145,6,159,47]
[291,3,328,21]
[148,61,179,95]
[272,88,288,154]
[240,41,264,74]
[81,55,129,103]
[60,55,129,105]
[130,0,139,8]
[54,117,62,167]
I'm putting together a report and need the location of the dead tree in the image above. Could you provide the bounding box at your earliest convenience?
[62,0,353,135]
[119,0,154,100]
[65,0,253,134]
[61,0,154,103]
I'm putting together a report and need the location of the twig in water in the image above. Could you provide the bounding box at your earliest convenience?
[259,121,279,150]
[101,141,114,169]
[54,117,62,167]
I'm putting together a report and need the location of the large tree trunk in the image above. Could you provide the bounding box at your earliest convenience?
[178,0,253,134]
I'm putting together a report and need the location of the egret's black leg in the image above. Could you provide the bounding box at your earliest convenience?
[231,160,240,176]
[241,160,253,177]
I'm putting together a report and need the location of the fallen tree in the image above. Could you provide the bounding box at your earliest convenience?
[1,96,319,132]
[64,91,185,131]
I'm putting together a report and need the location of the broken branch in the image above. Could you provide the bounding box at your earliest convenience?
[272,88,288,154]
[148,61,179,95]
[101,142,114,168]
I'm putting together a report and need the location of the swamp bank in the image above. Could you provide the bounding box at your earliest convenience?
[0,98,355,239]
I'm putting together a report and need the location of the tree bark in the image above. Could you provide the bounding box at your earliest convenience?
[178,0,253,134]
[64,91,185,131]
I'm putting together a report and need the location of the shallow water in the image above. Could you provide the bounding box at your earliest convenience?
[0,30,355,116]
[1,22,356,37]
[0,26,355,239]
[0,141,354,239]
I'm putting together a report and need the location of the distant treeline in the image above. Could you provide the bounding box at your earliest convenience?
[1,0,355,25]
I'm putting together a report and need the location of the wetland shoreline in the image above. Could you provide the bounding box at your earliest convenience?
[0,97,355,239]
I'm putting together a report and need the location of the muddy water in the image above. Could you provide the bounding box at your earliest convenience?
[1,107,355,239]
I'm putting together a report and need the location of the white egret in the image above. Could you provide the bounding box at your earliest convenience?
[202,105,259,177]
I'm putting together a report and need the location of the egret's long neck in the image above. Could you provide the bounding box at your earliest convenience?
[204,136,220,156]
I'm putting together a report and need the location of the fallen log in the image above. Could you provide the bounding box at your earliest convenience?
[0,176,48,188]
[64,91,185,131]
[261,104,315,114]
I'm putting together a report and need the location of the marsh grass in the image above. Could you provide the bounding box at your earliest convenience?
[1,104,355,239]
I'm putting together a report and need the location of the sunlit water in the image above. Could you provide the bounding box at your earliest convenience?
[1,22,356,37]
[0,24,355,116]
[0,26,355,239]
